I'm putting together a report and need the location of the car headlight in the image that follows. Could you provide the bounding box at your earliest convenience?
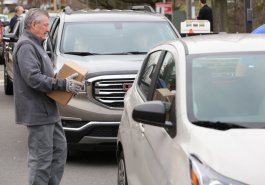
[189,155,246,185]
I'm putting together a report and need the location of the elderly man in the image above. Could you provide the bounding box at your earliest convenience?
[12,8,82,185]
[9,5,24,32]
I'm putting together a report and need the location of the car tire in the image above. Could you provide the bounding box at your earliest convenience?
[4,66,13,95]
[118,151,128,185]
[0,56,4,65]
[0,45,4,65]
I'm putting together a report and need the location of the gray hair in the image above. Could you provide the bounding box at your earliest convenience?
[24,8,49,30]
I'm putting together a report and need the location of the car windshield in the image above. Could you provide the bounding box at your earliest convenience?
[187,52,265,128]
[61,21,177,54]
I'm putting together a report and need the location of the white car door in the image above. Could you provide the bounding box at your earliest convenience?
[140,50,177,185]
[124,50,164,185]
[127,47,178,185]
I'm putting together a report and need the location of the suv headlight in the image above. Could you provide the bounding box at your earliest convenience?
[189,155,246,185]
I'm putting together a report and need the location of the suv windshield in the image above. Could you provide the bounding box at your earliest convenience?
[61,21,177,54]
[187,52,265,128]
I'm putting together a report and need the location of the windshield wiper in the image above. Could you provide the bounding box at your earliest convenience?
[64,52,100,56]
[106,51,147,55]
[192,121,248,130]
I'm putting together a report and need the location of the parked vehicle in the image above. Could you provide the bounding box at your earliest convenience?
[117,34,265,185]
[3,8,180,150]
[0,14,9,65]
[2,14,23,93]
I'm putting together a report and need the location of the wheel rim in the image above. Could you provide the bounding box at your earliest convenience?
[118,157,126,185]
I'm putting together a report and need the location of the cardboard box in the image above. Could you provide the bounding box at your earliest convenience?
[153,88,175,103]
[47,60,88,106]
[153,88,175,120]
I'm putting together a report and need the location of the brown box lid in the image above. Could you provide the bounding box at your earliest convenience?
[153,88,175,103]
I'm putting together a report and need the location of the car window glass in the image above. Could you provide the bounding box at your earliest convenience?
[188,53,265,124]
[139,51,162,98]
[152,52,176,122]
[49,17,59,35]
[60,22,177,54]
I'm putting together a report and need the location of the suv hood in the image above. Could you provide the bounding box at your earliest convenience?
[189,127,265,185]
[54,54,145,75]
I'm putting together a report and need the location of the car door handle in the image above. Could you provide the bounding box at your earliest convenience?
[139,123,145,133]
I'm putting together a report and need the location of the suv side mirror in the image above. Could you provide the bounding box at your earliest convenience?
[3,33,18,42]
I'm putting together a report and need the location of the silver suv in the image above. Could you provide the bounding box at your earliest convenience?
[6,8,180,150]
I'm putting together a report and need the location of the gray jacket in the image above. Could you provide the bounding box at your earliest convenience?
[13,30,66,126]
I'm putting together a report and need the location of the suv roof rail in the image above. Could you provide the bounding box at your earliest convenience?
[63,6,73,14]
[130,5,155,13]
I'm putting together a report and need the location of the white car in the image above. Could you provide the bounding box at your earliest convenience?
[117,34,265,185]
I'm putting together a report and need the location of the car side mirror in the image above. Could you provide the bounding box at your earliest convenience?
[132,101,172,128]
[3,33,18,42]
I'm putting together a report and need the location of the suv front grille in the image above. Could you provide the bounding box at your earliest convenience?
[91,77,135,108]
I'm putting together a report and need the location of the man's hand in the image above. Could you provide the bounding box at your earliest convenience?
[65,73,83,94]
